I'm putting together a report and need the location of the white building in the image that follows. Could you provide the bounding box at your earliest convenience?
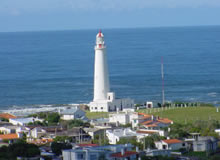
[0,126,30,134]
[28,127,46,139]
[215,129,220,136]
[145,149,171,157]
[109,112,130,125]
[106,128,137,144]
[155,139,186,150]
[89,31,134,112]
[60,107,87,121]
[62,144,137,160]
[9,117,43,126]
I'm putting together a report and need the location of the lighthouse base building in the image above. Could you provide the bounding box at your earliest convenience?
[89,93,134,112]
[89,31,134,112]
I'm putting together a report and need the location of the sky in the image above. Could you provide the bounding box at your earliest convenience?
[0,0,220,32]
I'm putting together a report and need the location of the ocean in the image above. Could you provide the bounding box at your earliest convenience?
[0,26,220,109]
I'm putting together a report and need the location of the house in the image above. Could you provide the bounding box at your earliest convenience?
[60,107,87,121]
[0,133,23,143]
[136,129,166,138]
[50,127,91,143]
[145,149,171,157]
[28,127,46,139]
[0,113,17,120]
[62,143,138,160]
[106,128,137,144]
[131,113,152,128]
[109,112,130,125]
[0,126,30,134]
[83,128,105,139]
[215,129,220,136]
[193,136,218,152]
[90,118,114,129]
[9,117,43,126]
[155,139,186,150]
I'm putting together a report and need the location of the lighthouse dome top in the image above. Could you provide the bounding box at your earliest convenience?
[96,30,104,38]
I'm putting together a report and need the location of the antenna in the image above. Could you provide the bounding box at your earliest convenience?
[161,57,165,106]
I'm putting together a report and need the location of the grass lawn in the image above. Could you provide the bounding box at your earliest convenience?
[86,111,109,119]
[138,107,220,124]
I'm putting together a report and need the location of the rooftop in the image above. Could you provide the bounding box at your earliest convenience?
[0,113,17,119]
[111,151,137,158]
[0,133,19,140]
[162,139,183,144]
[60,107,84,115]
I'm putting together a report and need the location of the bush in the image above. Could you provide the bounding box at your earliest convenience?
[51,142,72,155]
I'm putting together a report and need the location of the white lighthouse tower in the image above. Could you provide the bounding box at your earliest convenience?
[93,30,110,101]
[89,30,134,112]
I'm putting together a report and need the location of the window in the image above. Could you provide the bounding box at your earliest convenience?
[95,107,97,110]
[101,107,103,109]
[108,96,110,100]
[90,155,97,159]
[77,153,84,159]
[182,143,185,147]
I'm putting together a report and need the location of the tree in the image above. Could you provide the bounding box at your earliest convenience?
[53,136,72,143]
[142,136,155,149]
[46,112,60,125]
[51,142,72,155]
[92,133,109,146]
[0,141,40,159]
[68,119,84,128]
[117,137,143,150]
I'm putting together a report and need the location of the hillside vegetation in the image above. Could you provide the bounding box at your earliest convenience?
[138,106,220,124]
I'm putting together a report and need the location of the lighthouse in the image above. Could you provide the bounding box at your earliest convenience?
[89,30,134,112]
[93,30,110,101]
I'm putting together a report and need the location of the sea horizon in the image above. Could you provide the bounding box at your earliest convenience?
[0,25,220,109]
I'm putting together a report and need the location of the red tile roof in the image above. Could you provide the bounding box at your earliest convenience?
[141,120,153,125]
[111,151,138,158]
[145,124,158,127]
[157,118,173,124]
[136,130,157,134]
[0,134,18,140]
[163,139,183,144]
[0,113,17,119]
[78,144,99,147]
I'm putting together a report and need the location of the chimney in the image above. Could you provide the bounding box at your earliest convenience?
[151,115,154,121]
[121,148,125,156]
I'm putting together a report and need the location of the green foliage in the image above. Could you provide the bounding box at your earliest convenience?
[138,107,220,124]
[68,119,84,128]
[119,123,132,128]
[86,111,109,119]
[53,136,72,143]
[141,134,165,149]
[92,134,109,146]
[51,142,72,155]
[142,136,155,149]
[0,141,40,159]
[46,112,60,125]
[209,155,220,160]
[169,123,189,138]
[116,137,143,150]
[28,120,47,126]
[0,117,9,122]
